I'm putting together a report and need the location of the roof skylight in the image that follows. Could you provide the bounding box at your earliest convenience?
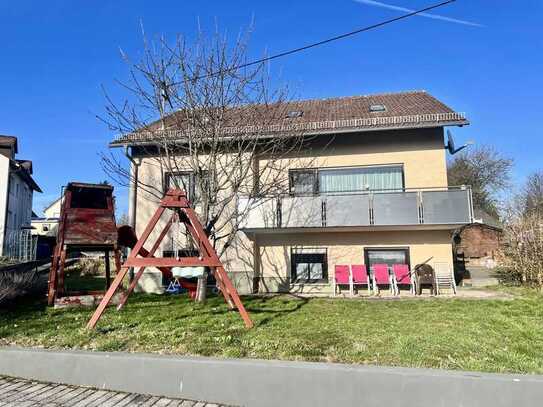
[286,110,303,118]
[369,104,387,112]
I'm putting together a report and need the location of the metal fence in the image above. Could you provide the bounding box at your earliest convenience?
[2,230,37,262]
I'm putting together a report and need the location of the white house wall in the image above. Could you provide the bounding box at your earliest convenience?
[0,155,10,255]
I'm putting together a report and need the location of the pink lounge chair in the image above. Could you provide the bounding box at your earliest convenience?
[392,264,413,295]
[371,263,394,295]
[334,265,351,296]
[351,264,371,294]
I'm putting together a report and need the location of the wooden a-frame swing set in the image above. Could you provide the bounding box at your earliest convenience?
[86,189,254,329]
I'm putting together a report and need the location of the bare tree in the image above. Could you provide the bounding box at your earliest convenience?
[447,145,513,218]
[519,171,543,216]
[99,26,315,301]
[498,212,543,289]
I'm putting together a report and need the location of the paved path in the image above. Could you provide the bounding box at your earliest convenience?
[0,376,230,407]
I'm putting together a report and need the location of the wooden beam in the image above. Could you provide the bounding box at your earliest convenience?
[86,266,130,329]
[123,257,223,268]
[116,213,175,311]
[104,250,111,289]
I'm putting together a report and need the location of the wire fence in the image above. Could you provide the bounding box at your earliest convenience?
[3,230,37,262]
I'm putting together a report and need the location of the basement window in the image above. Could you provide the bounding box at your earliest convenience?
[369,104,387,113]
[291,247,328,283]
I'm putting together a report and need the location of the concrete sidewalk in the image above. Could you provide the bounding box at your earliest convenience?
[1,347,542,407]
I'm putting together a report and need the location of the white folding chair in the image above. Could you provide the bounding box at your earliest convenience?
[433,262,457,295]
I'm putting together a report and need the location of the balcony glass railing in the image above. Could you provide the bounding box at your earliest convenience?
[239,186,473,229]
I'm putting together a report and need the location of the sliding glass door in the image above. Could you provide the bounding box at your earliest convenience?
[319,166,403,193]
[289,165,404,195]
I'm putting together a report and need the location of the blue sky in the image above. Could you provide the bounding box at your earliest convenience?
[1,0,542,215]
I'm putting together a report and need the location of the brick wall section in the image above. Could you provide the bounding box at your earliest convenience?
[456,224,502,259]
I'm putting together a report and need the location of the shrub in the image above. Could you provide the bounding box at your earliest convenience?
[499,214,543,288]
[78,258,105,277]
[0,268,43,307]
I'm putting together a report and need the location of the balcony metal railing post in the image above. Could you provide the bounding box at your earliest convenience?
[321,199,327,227]
[369,193,374,225]
[465,185,474,223]
[418,191,424,224]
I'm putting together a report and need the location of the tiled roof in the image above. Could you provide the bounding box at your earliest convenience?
[0,135,18,153]
[110,90,468,146]
[9,159,41,192]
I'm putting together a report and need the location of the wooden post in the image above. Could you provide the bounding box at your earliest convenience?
[116,214,174,311]
[47,253,58,306]
[87,206,165,328]
[57,250,67,297]
[104,250,111,289]
[86,266,130,329]
[215,266,254,328]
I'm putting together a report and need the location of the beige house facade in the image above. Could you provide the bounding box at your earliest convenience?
[111,91,473,294]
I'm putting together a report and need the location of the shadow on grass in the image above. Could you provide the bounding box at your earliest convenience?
[2,291,311,334]
[118,293,311,329]
[243,294,310,327]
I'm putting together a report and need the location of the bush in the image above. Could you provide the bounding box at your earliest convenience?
[499,214,543,288]
[493,266,523,286]
[0,269,43,307]
[66,257,114,277]
[78,258,105,277]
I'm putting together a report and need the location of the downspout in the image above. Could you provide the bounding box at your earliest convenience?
[124,145,139,282]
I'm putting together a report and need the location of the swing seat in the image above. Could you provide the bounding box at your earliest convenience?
[165,278,181,294]
[171,266,206,278]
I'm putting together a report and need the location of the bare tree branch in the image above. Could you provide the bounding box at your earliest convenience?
[99,24,316,300]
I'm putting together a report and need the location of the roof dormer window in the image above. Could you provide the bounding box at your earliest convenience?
[369,104,386,113]
[286,110,303,118]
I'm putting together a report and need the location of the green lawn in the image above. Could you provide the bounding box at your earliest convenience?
[1,288,542,374]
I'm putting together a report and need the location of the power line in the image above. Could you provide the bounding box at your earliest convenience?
[196,0,456,80]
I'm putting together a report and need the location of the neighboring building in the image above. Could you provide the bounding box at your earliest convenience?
[0,135,42,258]
[110,90,474,294]
[43,197,62,218]
[31,197,62,238]
[31,217,59,238]
[454,222,503,268]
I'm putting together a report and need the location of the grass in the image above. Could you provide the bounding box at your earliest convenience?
[1,288,542,374]
[64,273,110,292]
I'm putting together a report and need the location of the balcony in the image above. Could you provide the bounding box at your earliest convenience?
[239,186,473,231]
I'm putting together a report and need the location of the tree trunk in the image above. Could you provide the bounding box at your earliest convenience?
[195,272,207,302]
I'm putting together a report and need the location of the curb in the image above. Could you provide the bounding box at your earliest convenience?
[0,347,541,407]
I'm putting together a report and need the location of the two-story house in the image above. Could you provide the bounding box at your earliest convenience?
[110,91,473,294]
[31,196,62,238]
[0,135,42,258]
